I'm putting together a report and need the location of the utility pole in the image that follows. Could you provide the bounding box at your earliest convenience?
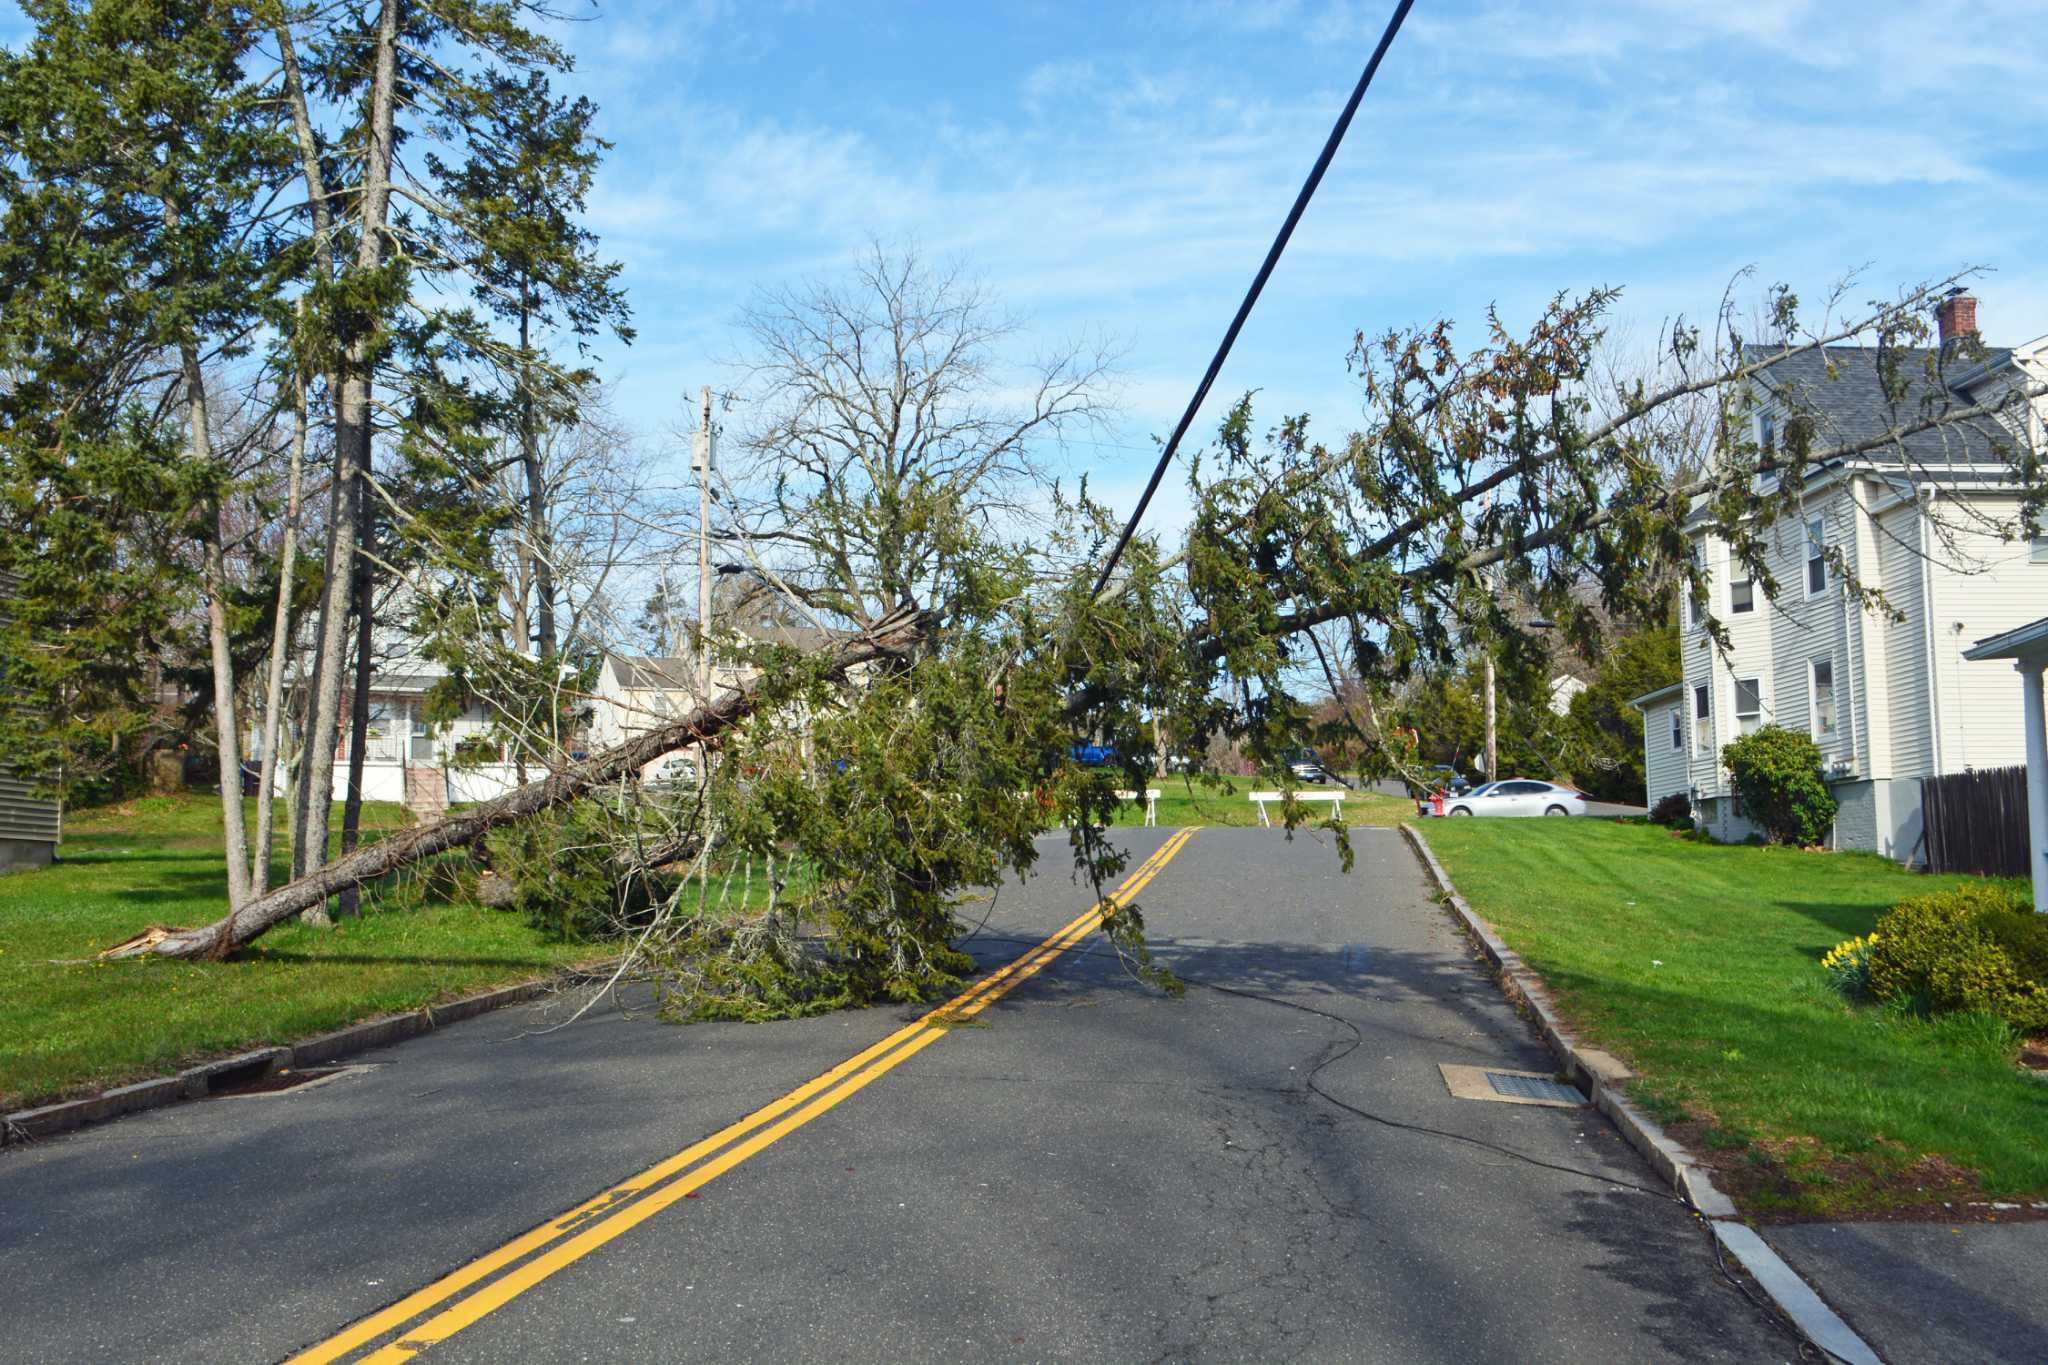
[1483,650,1497,784]
[695,384,713,698]
[1482,486,1498,784]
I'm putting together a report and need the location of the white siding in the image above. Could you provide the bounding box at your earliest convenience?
[1878,499,1934,779]
[1759,490,1857,776]
[1680,529,1778,800]
[1926,496,2048,773]
[1642,698,1687,809]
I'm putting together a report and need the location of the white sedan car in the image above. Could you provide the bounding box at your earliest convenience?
[1442,779,1588,818]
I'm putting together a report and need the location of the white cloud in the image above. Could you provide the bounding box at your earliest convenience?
[567,0,2048,516]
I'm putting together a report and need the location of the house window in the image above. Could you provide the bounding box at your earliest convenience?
[1726,547,1755,613]
[1804,516,1828,596]
[2032,535,2048,564]
[1692,684,1711,754]
[1734,677,1763,736]
[1670,708,1683,751]
[1686,543,1706,628]
[364,702,399,762]
[409,708,435,764]
[1811,659,1836,738]
[1758,411,1776,454]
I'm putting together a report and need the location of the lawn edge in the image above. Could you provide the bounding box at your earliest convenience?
[2,961,615,1150]
[1400,822,1883,1365]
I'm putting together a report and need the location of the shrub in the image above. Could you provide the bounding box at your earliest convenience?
[1868,883,2048,1034]
[1981,906,2048,986]
[1720,726,1838,846]
[1648,791,1692,827]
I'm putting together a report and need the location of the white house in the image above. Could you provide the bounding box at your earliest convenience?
[274,631,529,812]
[587,621,848,784]
[1635,292,2048,861]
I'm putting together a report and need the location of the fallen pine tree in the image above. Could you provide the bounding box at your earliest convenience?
[103,609,925,961]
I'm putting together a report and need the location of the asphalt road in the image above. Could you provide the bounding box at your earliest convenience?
[1,826,1793,1363]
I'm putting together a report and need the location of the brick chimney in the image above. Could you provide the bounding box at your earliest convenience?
[1935,289,1978,348]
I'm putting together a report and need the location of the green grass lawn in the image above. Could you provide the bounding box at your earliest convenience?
[1104,777,1414,828]
[1421,817,2047,1218]
[0,796,600,1111]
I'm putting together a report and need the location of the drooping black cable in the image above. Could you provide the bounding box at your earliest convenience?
[1087,0,1416,600]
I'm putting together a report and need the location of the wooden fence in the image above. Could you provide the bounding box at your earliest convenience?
[1921,765,2030,877]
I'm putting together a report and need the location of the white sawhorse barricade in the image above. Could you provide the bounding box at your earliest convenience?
[1248,790,1344,827]
[1115,788,1162,827]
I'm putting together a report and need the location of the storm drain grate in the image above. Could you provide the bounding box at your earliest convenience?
[1437,1063,1586,1108]
[1485,1071,1584,1105]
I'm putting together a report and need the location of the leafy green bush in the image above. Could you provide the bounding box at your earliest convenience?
[1868,883,2048,1034]
[1981,906,2048,986]
[1648,791,1692,827]
[1720,726,1838,846]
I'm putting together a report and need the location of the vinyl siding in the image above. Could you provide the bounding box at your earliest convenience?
[0,769,60,843]
[0,573,61,850]
[1878,500,1934,778]
[1642,699,1687,808]
[1761,490,1857,776]
[1926,496,2047,772]
[1680,529,1778,800]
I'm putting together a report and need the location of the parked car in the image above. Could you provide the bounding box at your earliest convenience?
[1424,764,1474,796]
[643,754,699,789]
[1441,779,1588,818]
[1284,748,1329,785]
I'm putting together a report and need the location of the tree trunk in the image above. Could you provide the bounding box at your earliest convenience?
[519,305,556,661]
[109,609,923,959]
[187,345,254,913]
[292,0,399,882]
[250,355,307,898]
[338,488,375,915]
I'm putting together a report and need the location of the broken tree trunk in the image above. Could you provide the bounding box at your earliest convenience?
[105,610,924,960]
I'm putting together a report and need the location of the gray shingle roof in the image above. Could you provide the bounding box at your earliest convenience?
[1741,343,2018,467]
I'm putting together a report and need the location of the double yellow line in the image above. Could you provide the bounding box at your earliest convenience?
[291,826,1199,1364]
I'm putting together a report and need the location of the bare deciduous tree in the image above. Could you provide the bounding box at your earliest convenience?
[725,242,1119,628]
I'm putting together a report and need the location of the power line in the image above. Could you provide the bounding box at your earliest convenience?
[1088,0,1416,599]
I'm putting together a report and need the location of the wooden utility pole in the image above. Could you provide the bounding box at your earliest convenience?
[1481,486,1498,783]
[696,385,714,697]
[1483,651,1497,783]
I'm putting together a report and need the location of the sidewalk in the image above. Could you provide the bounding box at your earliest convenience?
[1765,1220,2048,1365]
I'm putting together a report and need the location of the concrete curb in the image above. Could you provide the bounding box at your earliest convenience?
[1399,822,1883,1365]
[3,978,556,1149]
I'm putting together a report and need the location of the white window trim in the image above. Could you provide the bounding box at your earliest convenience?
[1670,708,1683,751]
[1692,683,1712,756]
[1686,542,1707,629]
[1809,657,1836,741]
[1804,515,1829,598]
[1733,676,1764,734]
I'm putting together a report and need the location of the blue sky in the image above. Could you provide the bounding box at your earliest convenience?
[535,0,2048,533]
[9,1,2047,540]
